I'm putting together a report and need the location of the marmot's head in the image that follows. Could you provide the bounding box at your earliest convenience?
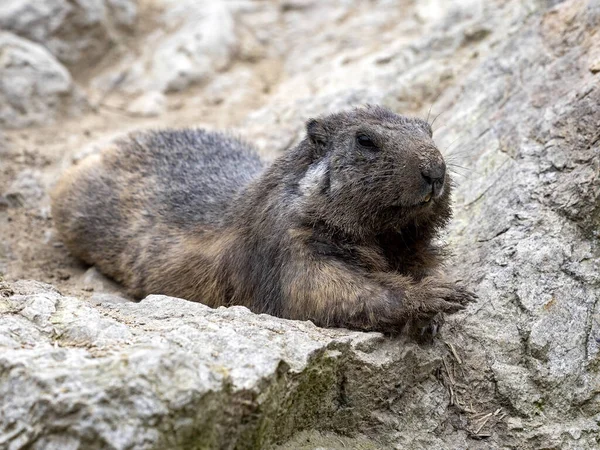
[296,105,452,237]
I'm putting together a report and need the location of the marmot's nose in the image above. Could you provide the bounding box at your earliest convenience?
[421,163,446,196]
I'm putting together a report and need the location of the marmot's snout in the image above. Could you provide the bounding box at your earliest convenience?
[419,149,446,202]
[421,160,446,200]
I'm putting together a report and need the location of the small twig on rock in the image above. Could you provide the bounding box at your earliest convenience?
[442,356,455,385]
[469,433,492,440]
[474,413,493,434]
[444,341,463,365]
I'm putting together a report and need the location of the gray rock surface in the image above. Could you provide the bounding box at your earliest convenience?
[0,32,83,128]
[0,280,442,449]
[0,0,599,449]
[441,0,600,443]
[92,0,239,106]
[0,0,137,67]
[3,169,45,208]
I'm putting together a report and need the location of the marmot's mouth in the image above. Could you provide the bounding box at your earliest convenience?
[390,193,434,209]
[416,192,433,206]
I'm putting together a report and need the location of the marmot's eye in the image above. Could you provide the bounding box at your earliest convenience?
[356,133,377,149]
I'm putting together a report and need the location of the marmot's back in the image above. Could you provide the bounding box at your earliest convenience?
[118,129,265,228]
[51,129,265,284]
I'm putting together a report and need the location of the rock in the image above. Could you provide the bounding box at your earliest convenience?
[89,292,131,305]
[277,430,384,449]
[431,0,600,447]
[0,32,84,128]
[0,0,137,67]
[92,0,239,103]
[78,267,123,293]
[2,0,600,448]
[0,196,10,211]
[0,281,446,449]
[126,90,167,117]
[3,169,45,208]
[506,417,524,431]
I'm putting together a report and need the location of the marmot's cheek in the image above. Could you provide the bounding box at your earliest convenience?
[299,160,329,196]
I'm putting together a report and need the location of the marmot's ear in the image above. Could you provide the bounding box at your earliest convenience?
[306,119,329,156]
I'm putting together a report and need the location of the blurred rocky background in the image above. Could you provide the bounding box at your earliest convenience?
[0,0,599,448]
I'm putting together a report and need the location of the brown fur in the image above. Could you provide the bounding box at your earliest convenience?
[51,106,476,334]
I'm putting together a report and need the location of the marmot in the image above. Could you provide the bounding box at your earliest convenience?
[52,105,475,333]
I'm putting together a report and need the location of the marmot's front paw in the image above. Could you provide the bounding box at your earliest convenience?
[444,283,478,306]
[412,312,445,342]
[412,279,477,319]
[399,312,445,341]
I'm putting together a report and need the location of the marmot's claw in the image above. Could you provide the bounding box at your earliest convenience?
[452,285,478,305]
[412,313,445,342]
[421,313,443,336]
[414,298,465,320]
[412,282,476,321]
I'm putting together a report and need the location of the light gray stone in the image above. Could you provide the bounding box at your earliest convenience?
[78,267,123,294]
[127,91,167,117]
[3,169,45,208]
[92,0,239,105]
[0,0,138,66]
[0,32,83,128]
[0,282,445,449]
